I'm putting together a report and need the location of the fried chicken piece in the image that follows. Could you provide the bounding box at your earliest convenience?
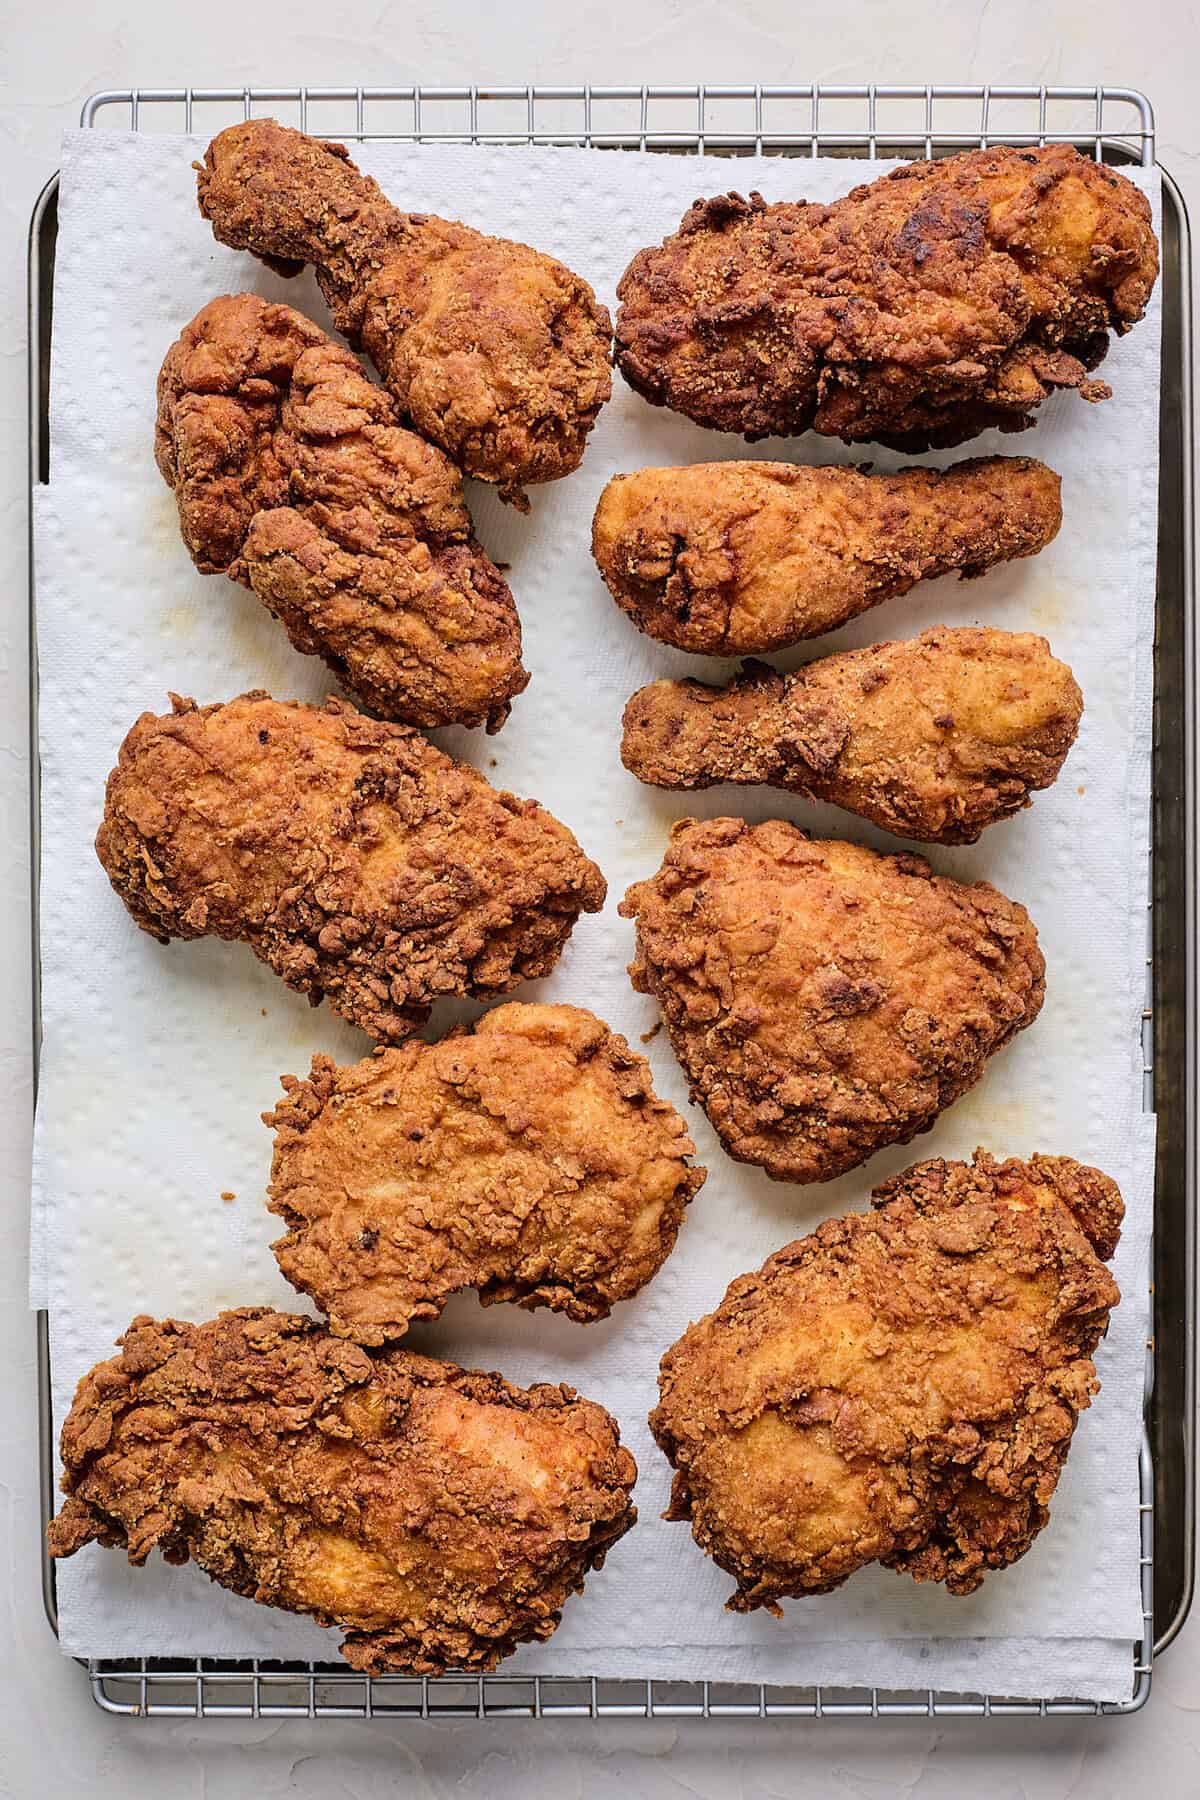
[47,1308,636,1673]
[265,1002,705,1343]
[621,627,1082,845]
[620,819,1043,1183]
[616,146,1158,449]
[197,120,613,504]
[591,458,1062,654]
[651,1151,1122,1609]
[156,295,527,732]
[96,692,606,1043]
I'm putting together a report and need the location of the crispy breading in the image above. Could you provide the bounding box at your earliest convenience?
[619,819,1044,1183]
[621,627,1082,844]
[197,120,613,503]
[591,458,1062,654]
[650,1152,1122,1609]
[95,692,606,1043]
[615,147,1158,448]
[47,1308,637,1673]
[265,1003,705,1343]
[156,294,527,731]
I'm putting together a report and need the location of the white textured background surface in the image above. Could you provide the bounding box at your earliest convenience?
[3,2,1200,1793]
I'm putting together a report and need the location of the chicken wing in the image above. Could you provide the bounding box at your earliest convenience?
[96,692,606,1043]
[621,627,1082,844]
[591,457,1062,654]
[47,1308,637,1673]
[615,146,1158,448]
[157,294,527,732]
[651,1151,1122,1609]
[620,819,1044,1183]
[265,1002,705,1343]
[197,120,613,503]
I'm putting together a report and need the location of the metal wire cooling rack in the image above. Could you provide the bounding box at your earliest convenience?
[78,81,1156,162]
[30,82,1193,1721]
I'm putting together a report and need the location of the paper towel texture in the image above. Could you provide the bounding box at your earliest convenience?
[32,130,1160,1701]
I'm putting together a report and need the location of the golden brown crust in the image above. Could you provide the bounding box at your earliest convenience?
[650,1151,1122,1609]
[265,1001,705,1342]
[156,294,527,731]
[591,457,1062,653]
[48,1308,637,1673]
[620,626,1082,844]
[615,147,1158,447]
[619,819,1044,1183]
[95,692,606,1043]
[196,120,613,502]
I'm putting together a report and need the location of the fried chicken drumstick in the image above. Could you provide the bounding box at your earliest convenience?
[651,1151,1122,1609]
[265,1003,705,1343]
[615,146,1158,449]
[96,693,605,1043]
[621,627,1082,844]
[197,120,613,503]
[591,457,1062,654]
[157,295,527,732]
[48,1308,637,1673]
[621,819,1044,1183]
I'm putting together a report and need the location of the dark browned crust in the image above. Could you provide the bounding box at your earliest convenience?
[650,1151,1121,1610]
[196,120,613,502]
[620,818,1044,1183]
[156,294,527,731]
[615,147,1158,447]
[620,626,1083,844]
[95,692,606,1044]
[48,1308,637,1674]
[265,1002,705,1342]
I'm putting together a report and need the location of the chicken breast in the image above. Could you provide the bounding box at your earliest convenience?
[591,458,1062,654]
[615,146,1158,448]
[265,1002,705,1343]
[95,692,606,1043]
[651,1151,1122,1609]
[620,627,1082,844]
[48,1308,637,1674]
[620,818,1044,1182]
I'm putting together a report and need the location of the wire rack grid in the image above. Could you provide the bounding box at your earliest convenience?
[79,82,1155,162]
[32,81,1176,1721]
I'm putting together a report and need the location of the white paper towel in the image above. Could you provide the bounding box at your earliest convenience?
[32,129,1160,1702]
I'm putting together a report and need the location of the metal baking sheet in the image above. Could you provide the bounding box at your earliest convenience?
[27,83,1195,1719]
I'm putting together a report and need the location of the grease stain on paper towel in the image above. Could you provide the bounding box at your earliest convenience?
[1027,579,1072,638]
[930,1092,1039,1152]
[146,489,185,551]
[160,603,197,640]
